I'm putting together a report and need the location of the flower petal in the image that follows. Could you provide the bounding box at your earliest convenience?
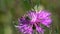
[17,24,33,34]
[28,11,37,22]
[36,26,45,34]
[37,10,52,27]
[37,10,51,19]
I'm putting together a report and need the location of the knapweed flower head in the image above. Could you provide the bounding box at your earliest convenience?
[16,10,52,34]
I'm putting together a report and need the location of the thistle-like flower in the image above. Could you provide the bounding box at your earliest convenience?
[16,10,52,34]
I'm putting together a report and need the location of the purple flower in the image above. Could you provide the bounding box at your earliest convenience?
[16,10,52,34]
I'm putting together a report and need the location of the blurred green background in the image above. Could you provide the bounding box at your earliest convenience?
[0,0,60,34]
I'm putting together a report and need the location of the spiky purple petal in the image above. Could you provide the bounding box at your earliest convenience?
[16,10,52,34]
